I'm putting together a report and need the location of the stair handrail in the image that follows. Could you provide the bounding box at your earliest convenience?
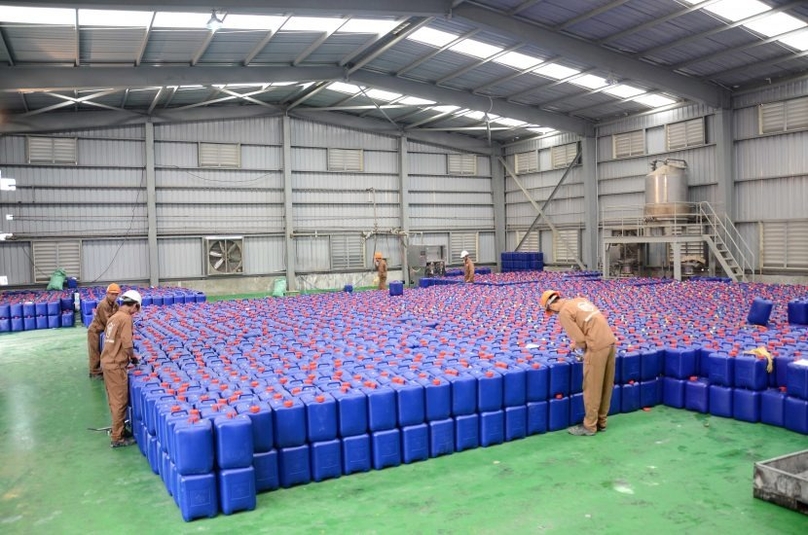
[698,201,755,281]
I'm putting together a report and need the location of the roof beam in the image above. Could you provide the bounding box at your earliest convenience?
[191,31,216,66]
[347,17,433,75]
[135,14,155,66]
[74,9,80,67]
[437,44,522,86]
[0,66,346,91]
[0,29,13,66]
[10,0,452,17]
[453,4,729,109]
[396,29,480,76]
[147,87,163,114]
[339,26,397,67]
[294,20,347,66]
[708,48,808,79]
[509,0,544,16]
[350,70,592,135]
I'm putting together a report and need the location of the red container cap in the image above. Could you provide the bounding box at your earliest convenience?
[689,376,698,381]
[283,400,294,408]
[315,395,325,403]
[291,387,301,395]
[555,393,563,399]
[273,393,283,400]
[485,370,494,378]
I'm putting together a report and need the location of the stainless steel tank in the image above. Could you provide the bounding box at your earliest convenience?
[644,160,690,219]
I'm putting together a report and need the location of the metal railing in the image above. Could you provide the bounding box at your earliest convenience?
[698,202,755,282]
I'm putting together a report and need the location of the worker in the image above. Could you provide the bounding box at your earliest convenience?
[374,251,388,290]
[541,290,617,436]
[87,283,120,379]
[100,290,142,448]
[461,250,475,283]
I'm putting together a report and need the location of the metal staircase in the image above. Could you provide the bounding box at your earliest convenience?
[698,202,754,282]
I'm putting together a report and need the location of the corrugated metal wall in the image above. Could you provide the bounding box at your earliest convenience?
[0,115,498,284]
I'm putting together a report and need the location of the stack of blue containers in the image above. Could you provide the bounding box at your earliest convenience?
[0,291,75,333]
[80,287,207,326]
[129,342,671,522]
[661,346,808,434]
[501,252,543,272]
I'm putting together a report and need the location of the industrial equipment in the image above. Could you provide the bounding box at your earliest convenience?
[406,244,446,287]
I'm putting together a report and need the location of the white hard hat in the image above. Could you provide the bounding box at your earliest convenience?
[460,250,469,258]
[121,290,142,306]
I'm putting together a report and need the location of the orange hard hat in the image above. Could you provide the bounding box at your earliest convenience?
[540,290,560,312]
[106,283,121,294]
[374,252,383,259]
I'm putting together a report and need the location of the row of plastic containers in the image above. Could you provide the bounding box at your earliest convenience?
[0,290,75,332]
[501,251,543,272]
[79,287,207,327]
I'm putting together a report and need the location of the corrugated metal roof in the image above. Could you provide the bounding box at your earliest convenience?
[1,2,807,143]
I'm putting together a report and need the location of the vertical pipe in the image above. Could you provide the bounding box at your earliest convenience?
[282,115,296,291]
[144,121,158,287]
[581,136,598,270]
[399,135,410,285]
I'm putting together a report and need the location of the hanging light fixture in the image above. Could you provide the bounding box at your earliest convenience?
[206,10,223,31]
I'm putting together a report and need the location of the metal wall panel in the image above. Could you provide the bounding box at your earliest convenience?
[156,117,282,145]
[82,238,149,282]
[241,145,282,170]
[478,231,495,264]
[504,132,581,154]
[156,204,283,234]
[736,176,808,222]
[292,147,327,171]
[596,104,713,136]
[293,172,399,191]
[0,242,33,285]
[408,141,455,154]
[295,236,330,272]
[78,139,144,167]
[734,79,808,108]
[244,235,285,274]
[291,147,397,174]
[409,152,447,176]
[736,133,808,182]
[59,125,145,140]
[410,206,493,230]
[293,205,400,231]
[409,192,492,205]
[156,169,283,189]
[0,136,27,164]
[291,118,397,151]
[3,205,146,237]
[155,142,198,168]
[157,188,283,205]
[158,237,204,279]
[410,175,493,193]
[0,166,143,188]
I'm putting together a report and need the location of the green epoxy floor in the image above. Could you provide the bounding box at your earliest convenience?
[1,326,806,534]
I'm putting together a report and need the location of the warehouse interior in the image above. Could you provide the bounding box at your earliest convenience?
[1,0,808,532]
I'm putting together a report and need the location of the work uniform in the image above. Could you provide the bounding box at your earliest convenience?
[100,309,135,443]
[377,258,388,290]
[87,296,119,377]
[556,298,617,433]
[463,257,475,283]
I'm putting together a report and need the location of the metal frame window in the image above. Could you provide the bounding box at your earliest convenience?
[553,229,579,264]
[551,142,579,169]
[613,130,645,159]
[759,97,808,134]
[450,232,478,264]
[328,148,364,172]
[515,150,539,174]
[447,153,478,175]
[32,240,81,282]
[331,234,365,270]
[666,118,705,151]
[761,220,808,271]
[199,142,241,168]
[515,229,539,251]
[27,136,77,164]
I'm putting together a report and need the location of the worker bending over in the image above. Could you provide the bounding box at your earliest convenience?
[461,250,475,283]
[374,251,388,290]
[101,290,142,448]
[87,283,120,379]
[541,290,616,436]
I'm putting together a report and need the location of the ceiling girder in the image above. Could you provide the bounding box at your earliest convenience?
[453,4,729,109]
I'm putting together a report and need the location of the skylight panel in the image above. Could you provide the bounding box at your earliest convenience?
[534,63,580,80]
[681,0,769,23]
[364,89,401,101]
[571,74,608,90]
[494,51,544,70]
[282,16,344,32]
[450,39,503,59]
[78,9,153,27]
[493,117,527,127]
[431,105,460,113]
[744,12,806,38]
[528,127,555,135]
[152,12,210,28]
[779,31,808,51]
[337,19,399,34]
[462,110,500,121]
[634,94,677,107]
[328,82,362,94]
[0,6,74,25]
[222,14,287,30]
[603,84,646,98]
[178,85,205,90]
[398,96,435,106]
[407,27,458,47]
